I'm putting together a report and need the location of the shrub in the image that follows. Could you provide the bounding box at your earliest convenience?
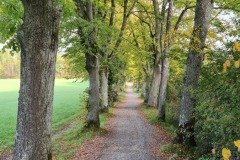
[195,51,240,156]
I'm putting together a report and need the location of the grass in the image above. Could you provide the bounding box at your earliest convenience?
[52,109,114,159]
[140,104,176,134]
[0,79,88,151]
[140,104,197,159]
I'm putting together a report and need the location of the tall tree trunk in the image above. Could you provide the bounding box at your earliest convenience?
[174,0,213,146]
[13,1,61,159]
[100,67,108,112]
[147,0,166,107]
[158,0,174,121]
[147,64,161,107]
[158,57,169,120]
[99,0,115,113]
[86,54,100,127]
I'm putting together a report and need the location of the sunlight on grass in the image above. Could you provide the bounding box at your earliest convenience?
[0,79,88,151]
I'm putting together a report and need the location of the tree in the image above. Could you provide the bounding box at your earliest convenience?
[174,0,214,146]
[157,1,196,121]
[147,0,166,107]
[157,0,173,120]
[130,0,154,102]
[13,0,61,159]
[67,0,136,116]
[73,0,101,127]
[101,0,137,111]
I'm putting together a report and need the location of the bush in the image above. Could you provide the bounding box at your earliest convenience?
[195,51,240,156]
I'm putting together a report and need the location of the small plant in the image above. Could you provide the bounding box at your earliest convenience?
[79,87,89,125]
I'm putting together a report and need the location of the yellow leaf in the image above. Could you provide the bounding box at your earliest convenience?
[234,60,240,68]
[236,42,240,51]
[222,148,231,160]
[225,60,231,67]
[223,65,227,73]
[233,42,240,52]
[211,148,216,155]
[234,140,240,150]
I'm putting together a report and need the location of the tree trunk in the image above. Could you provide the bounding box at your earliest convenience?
[136,80,139,91]
[158,57,169,121]
[13,1,61,159]
[144,75,151,103]
[85,54,100,128]
[147,0,164,107]
[142,63,152,103]
[100,68,109,113]
[147,64,161,107]
[174,0,213,146]
[158,0,173,121]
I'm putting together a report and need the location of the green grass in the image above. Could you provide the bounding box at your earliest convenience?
[140,104,176,133]
[0,79,88,151]
[140,104,197,159]
[52,106,115,159]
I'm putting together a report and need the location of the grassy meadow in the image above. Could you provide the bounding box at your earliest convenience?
[0,79,88,151]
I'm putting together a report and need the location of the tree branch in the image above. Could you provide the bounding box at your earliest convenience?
[132,13,154,38]
[174,5,195,31]
[109,0,137,58]
[109,0,115,26]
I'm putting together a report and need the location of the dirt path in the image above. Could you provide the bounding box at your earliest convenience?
[72,86,171,160]
[98,87,155,160]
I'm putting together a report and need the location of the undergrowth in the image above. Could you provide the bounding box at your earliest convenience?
[52,111,113,159]
[140,104,197,159]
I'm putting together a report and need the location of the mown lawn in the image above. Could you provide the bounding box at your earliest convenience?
[0,79,88,151]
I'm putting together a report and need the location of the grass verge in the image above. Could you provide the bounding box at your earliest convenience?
[140,104,197,159]
[52,110,114,160]
[141,105,176,133]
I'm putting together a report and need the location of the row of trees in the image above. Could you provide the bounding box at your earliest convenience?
[124,0,213,146]
[127,0,240,158]
[0,0,239,159]
[0,52,20,78]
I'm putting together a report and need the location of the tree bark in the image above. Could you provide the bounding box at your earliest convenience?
[143,64,152,103]
[144,74,151,103]
[158,0,173,121]
[174,0,214,146]
[100,67,108,112]
[158,57,169,121]
[13,1,61,159]
[147,64,161,107]
[86,54,100,127]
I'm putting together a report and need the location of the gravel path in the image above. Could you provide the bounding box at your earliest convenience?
[72,86,171,160]
[97,87,155,160]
